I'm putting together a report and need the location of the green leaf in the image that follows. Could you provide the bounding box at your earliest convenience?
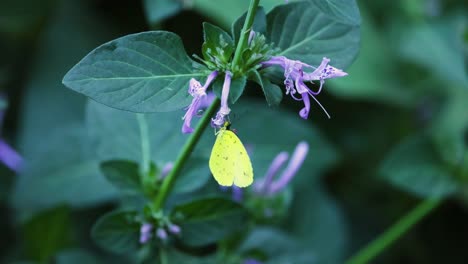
[23,206,71,263]
[307,0,361,26]
[171,197,248,246]
[63,31,202,113]
[86,101,211,194]
[266,2,360,69]
[380,135,459,198]
[231,7,267,44]
[327,9,412,105]
[399,17,468,87]
[239,227,316,264]
[12,125,117,211]
[285,184,347,264]
[202,22,235,65]
[212,75,247,104]
[91,210,140,254]
[100,160,143,194]
[143,0,182,26]
[251,70,283,106]
[166,250,217,264]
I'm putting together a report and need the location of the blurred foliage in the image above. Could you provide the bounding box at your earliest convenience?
[0,0,467,264]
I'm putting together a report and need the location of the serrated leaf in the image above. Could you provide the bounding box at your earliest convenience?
[171,197,248,246]
[231,7,267,44]
[380,135,459,198]
[63,31,203,113]
[266,2,360,69]
[251,70,283,106]
[91,210,140,254]
[212,75,247,104]
[202,22,235,64]
[307,0,361,26]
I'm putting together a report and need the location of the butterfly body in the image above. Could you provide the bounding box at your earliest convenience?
[209,123,253,187]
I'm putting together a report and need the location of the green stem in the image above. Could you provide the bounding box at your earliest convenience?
[231,0,261,71]
[152,99,220,210]
[160,248,168,264]
[345,198,442,264]
[136,113,151,175]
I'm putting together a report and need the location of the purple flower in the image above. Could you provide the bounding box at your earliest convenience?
[262,56,347,119]
[156,227,168,241]
[244,259,263,264]
[0,140,23,173]
[254,141,309,195]
[182,71,218,134]
[211,71,233,128]
[167,223,181,235]
[232,186,243,202]
[139,223,153,244]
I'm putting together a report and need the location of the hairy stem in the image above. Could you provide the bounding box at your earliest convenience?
[345,198,442,264]
[152,99,220,210]
[231,0,261,71]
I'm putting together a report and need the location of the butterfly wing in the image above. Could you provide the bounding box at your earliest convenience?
[209,130,253,187]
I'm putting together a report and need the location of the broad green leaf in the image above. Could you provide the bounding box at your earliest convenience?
[380,135,459,198]
[12,125,117,211]
[12,1,118,212]
[63,31,203,113]
[91,210,140,254]
[86,101,211,194]
[327,10,412,105]
[166,250,217,264]
[266,2,360,69]
[212,75,247,104]
[251,70,283,106]
[239,227,316,264]
[231,7,267,44]
[285,184,347,264]
[23,206,71,263]
[143,0,182,26]
[100,160,143,194]
[307,0,361,26]
[399,17,468,87]
[171,197,248,246]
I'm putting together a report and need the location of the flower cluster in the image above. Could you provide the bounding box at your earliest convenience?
[139,222,181,244]
[262,56,347,119]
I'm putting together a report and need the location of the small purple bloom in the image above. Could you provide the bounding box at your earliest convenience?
[244,259,264,264]
[0,140,23,173]
[168,223,181,235]
[182,71,218,134]
[139,223,153,244]
[159,162,173,179]
[156,228,168,241]
[254,141,309,195]
[254,151,289,194]
[269,141,309,194]
[262,56,347,119]
[232,186,243,202]
[211,71,233,128]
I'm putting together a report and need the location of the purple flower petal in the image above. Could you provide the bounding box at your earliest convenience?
[212,71,232,128]
[254,151,289,194]
[268,141,309,194]
[0,139,23,173]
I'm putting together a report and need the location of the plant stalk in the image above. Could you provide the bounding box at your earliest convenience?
[345,198,442,264]
[152,99,220,210]
[231,0,261,71]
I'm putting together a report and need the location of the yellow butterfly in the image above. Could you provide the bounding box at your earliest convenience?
[209,122,253,187]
